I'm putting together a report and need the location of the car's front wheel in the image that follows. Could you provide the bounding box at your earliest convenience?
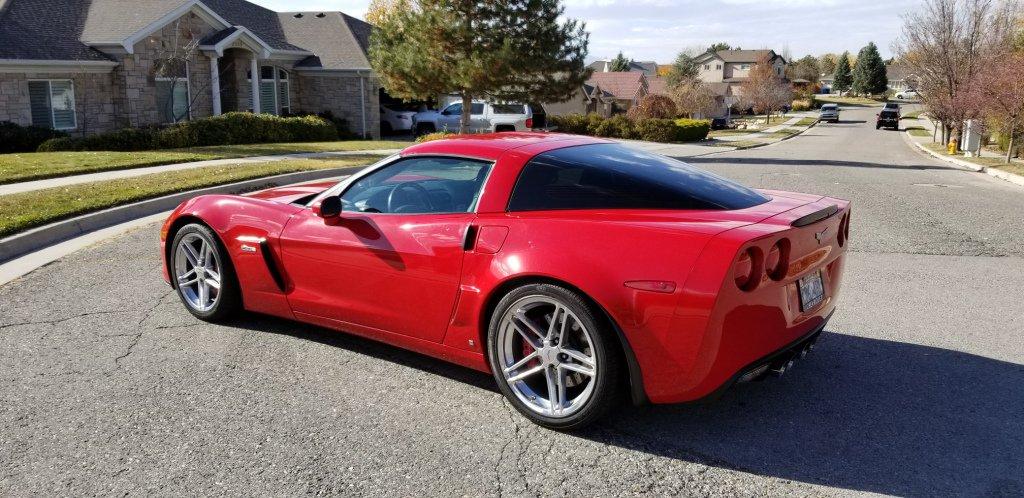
[170,223,241,322]
[487,283,622,430]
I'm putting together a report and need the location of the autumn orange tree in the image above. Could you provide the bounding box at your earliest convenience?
[972,51,1024,162]
[739,53,792,124]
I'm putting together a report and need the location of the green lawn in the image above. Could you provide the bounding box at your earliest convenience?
[813,95,885,107]
[901,111,923,120]
[906,127,931,137]
[712,139,765,149]
[922,142,1024,176]
[734,114,791,126]
[794,117,818,127]
[0,155,377,238]
[707,128,755,138]
[0,140,407,185]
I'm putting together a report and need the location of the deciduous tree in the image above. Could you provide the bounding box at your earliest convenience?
[818,53,838,76]
[739,53,793,124]
[627,94,677,119]
[671,80,717,118]
[787,55,821,82]
[972,51,1024,162]
[369,0,590,134]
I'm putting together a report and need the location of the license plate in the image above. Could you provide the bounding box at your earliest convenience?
[798,271,825,311]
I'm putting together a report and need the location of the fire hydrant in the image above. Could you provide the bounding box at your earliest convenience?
[947,139,958,155]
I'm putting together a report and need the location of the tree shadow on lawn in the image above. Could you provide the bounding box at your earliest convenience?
[230,314,1023,496]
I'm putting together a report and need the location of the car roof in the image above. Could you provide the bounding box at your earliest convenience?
[401,132,611,161]
[821,103,838,108]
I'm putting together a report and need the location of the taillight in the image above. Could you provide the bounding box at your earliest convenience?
[765,238,790,281]
[838,212,848,247]
[525,118,534,129]
[734,247,763,291]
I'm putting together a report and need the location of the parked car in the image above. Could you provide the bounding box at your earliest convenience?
[877,109,900,130]
[819,103,840,123]
[895,90,919,100]
[380,105,416,134]
[160,132,851,430]
[710,117,729,130]
[412,101,535,135]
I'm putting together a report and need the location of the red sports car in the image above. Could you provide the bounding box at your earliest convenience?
[160,133,850,430]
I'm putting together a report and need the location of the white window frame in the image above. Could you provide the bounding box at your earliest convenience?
[155,62,192,124]
[247,65,290,115]
[28,79,78,130]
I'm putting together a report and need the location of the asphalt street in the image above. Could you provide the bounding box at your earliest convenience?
[1,105,1022,496]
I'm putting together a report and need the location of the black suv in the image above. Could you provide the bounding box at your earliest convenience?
[876,108,900,130]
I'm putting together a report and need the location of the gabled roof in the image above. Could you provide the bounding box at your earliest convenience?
[586,71,647,100]
[696,49,785,65]
[281,11,372,70]
[646,77,669,96]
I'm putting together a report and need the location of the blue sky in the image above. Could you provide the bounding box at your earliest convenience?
[250,0,917,62]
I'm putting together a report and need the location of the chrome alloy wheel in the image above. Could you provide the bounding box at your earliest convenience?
[497,296,598,418]
[173,233,222,312]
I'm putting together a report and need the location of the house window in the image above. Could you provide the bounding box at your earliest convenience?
[247,65,291,115]
[704,64,710,70]
[716,64,722,70]
[156,58,190,123]
[28,80,77,130]
[740,64,751,70]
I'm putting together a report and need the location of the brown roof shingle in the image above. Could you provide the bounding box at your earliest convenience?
[586,72,646,100]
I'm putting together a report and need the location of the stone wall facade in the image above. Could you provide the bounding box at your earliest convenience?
[0,71,118,135]
[297,74,380,139]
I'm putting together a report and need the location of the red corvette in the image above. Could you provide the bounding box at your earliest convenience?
[160,133,850,429]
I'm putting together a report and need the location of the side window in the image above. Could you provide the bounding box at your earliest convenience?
[471,103,485,115]
[507,144,768,212]
[443,103,461,115]
[340,157,492,214]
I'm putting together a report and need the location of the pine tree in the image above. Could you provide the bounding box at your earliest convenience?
[369,0,590,134]
[832,51,853,93]
[609,51,632,71]
[852,42,888,96]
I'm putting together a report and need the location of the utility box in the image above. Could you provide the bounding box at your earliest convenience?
[963,119,983,157]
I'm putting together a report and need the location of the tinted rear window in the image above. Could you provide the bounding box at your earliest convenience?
[492,104,526,114]
[881,111,898,117]
[507,144,769,212]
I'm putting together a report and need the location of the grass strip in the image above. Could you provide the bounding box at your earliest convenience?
[794,117,818,127]
[0,156,377,238]
[0,140,407,185]
[906,127,931,137]
[922,143,1024,176]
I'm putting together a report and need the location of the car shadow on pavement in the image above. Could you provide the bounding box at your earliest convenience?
[579,332,1024,497]
[684,156,955,171]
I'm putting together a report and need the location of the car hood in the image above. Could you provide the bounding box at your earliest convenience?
[245,180,338,204]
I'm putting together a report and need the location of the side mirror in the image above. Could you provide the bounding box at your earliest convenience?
[313,196,342,221]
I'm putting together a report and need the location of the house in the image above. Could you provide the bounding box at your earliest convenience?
[543,82,614,118]
[587,59,659,78]
[886,63,920,93]
[0,0,380,137]
[584,71,648,113]
[694,49,787,97]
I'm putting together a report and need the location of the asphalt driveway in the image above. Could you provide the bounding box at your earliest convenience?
[1,106,1022,496]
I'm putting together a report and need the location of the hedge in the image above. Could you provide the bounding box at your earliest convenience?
[549,114,710,143]
[37,112,339,152]
[0,121,68,153]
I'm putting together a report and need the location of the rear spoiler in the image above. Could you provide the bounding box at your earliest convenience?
[791,205,838,227]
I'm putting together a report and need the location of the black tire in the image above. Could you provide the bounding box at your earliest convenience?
[169,223,242,322]
[381,121,393,135]
[487,283,623,430]
[876,123,881,129]
[415,123,435,136]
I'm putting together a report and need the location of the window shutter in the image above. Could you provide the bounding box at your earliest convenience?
[49,81,76,129]
[28,81,53,128]
[260,81,276,114]
[277,81,289,114]
[172,81,189,121]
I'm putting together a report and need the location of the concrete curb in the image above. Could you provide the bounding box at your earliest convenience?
[0,166,360,264]
[905,130,1024,187]
[982,163,1024,187]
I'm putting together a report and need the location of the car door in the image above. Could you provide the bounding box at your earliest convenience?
[278,155,493,343]
[439,103,462,132]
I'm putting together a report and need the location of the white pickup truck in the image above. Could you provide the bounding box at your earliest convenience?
[412,102,539,135]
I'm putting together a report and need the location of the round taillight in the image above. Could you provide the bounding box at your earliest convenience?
[734,247,763,291]
[837,213,847,247]
[525,118,534,129]
[765,238,790,281]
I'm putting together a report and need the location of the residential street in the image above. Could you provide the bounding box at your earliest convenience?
[1,105,1022,496]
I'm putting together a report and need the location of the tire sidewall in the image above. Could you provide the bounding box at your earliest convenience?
[170,223,240,321]
[486,283,620,430]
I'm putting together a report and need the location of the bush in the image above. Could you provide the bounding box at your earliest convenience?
[415,131,457,143]
[0,121,68,153]
[594,115,636,139]
[626,94,677,120]
[674,118,711,142]
[37,112,338,152]
[634,118,678,143]
[791,100,811,112]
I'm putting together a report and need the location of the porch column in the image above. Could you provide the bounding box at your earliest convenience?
[250,56,261,113]
[209,55,222,116]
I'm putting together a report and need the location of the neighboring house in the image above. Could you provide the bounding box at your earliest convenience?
[585,71,648,113]
[543,82,613,118]
[0,0,380,138]
[694,49,787,97]
[587,59,659,78]
[886,64,919,93]
[820,74,834,93]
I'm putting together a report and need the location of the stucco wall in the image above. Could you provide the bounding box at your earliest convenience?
[296,73,380,138]
[0,71,117,135]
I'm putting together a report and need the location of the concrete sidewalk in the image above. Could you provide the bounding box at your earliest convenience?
[0,149,399,196]
[713,112,817,142]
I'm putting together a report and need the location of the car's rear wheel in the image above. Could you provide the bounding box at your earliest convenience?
[487,283,622,430]
[171,223,241,322]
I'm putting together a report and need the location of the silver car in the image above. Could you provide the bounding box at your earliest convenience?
[819,104,840,123]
